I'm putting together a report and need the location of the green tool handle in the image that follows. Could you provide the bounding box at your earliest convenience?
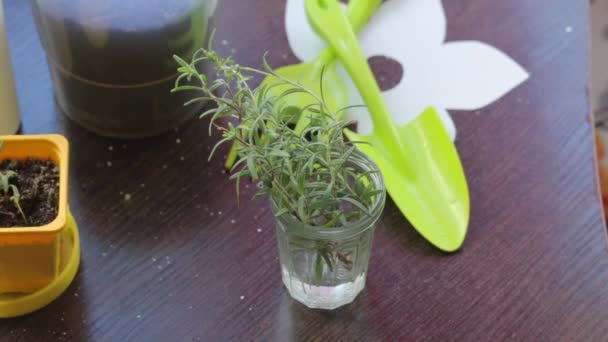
[306,0,400,146]
[228,0,382,169]
[317,0,383,65]
[348,0,382,32]
[294,0,381,134]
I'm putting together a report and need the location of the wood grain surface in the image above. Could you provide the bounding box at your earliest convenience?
[2,0,608,341]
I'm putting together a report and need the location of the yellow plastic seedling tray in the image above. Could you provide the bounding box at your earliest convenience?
[0,210,80,318]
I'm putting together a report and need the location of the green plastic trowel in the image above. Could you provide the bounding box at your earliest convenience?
[225,0,383,169]
[305,0,470,252]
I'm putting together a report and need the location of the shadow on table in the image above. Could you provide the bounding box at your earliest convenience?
[379,197,452,257]
[272,290,386,341]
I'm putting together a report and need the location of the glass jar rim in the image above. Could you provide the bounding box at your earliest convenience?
[269,149,386,240]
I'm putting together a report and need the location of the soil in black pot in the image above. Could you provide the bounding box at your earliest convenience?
[0,159,59,228]
[30,0,210,138]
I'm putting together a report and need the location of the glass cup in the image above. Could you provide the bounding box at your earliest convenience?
[272,151,386,310]
[29,0,215,138]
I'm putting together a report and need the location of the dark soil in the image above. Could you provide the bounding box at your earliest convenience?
[0,159,59,228]
[30,1,209,137]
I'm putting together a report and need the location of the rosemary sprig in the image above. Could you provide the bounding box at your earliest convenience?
[173,48,382,228]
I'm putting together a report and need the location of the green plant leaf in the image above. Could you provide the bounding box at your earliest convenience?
[246,155,258,179]
[315,252,324,285]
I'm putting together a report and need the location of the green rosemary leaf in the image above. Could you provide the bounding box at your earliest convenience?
[274,207,289,217]
[208,137,232,162]
[235,173,241,201]
[246,155,258,179]
[172,85,204,93]
[321,250,334,272]
[173,54,191,69]
[315,252,324,285]
[340,197,371,216]
[361,189,384,202]
[262,53,274,73]
[296,195,306,222]
[268,149,290,158]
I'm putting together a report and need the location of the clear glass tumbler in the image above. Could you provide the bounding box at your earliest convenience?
[29,0,215,138]
[272,152,386,310]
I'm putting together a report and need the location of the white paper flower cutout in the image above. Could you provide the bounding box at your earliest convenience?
[206,0,218,18]
[285,0,529,139]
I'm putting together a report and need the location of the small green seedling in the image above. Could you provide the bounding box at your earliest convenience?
[8,184,26,224]
[0,170,27,223]
[0,142,27,224]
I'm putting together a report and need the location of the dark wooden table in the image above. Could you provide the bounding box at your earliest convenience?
[2,0,608,341]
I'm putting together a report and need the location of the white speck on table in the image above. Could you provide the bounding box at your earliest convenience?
[106,161,112,167]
